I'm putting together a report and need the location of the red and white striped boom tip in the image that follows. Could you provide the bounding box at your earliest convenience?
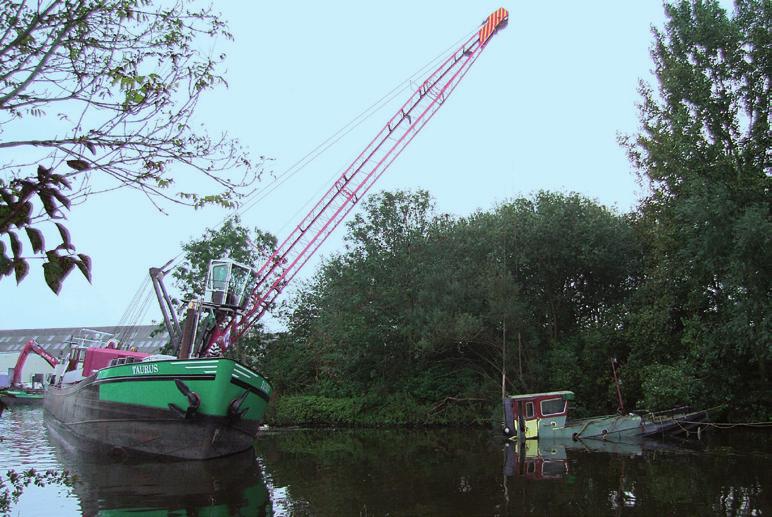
[479,7,509,45]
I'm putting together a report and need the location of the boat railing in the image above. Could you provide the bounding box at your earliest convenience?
[634,405,693,422]
[67,328,115,349]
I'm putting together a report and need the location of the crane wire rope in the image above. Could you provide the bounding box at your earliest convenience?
[111,271,155,345]
[116,284,155,347]
[237,29,477,239]
[141,28,476,328]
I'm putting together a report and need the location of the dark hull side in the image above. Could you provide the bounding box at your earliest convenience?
[0,390,45,407]
[44,378,261,460]
[46,426,271,516]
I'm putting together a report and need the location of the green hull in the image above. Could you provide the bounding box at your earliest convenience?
[93,357,271,420]
[539,414,643,440]
[0,388,46,406]
[45,357,272,459]
[47,423,272,516]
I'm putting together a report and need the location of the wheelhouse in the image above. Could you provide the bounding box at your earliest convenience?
[203,259,254,312]
[503,390,574,439]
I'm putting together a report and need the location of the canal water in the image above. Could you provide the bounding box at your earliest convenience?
[0,406,768,516]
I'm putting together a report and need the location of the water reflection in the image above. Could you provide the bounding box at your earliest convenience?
[2,408,770,516]
[503,437,668,480]
[255,428,770,516]
[46,420,272,516]
[501,434,769,516]
[255,428,507,516]
[0,406,60,470]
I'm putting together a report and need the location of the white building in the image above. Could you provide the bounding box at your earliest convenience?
[0,325,169,387]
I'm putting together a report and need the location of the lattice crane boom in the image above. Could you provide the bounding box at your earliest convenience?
[203,8,508,355]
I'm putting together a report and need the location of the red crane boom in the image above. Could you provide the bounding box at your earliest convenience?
[202,8,508,355]
[10,338,59,387]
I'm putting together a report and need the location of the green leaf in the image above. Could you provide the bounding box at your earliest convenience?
[39,191,58,217]
[14,259,29,284]
[55,222,73,249]
[25,227,45,254]
[0,244,12,276]
[8,231,21,258]
[42,257,75,295]
[50,173,72,190]
[66,159,90,171]
[0,188,15,206]
[42,261,64,294]
[76,254,92,283]
[37,165,52,181]
[52,189,72,211]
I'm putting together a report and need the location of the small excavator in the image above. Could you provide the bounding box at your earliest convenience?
[0,338,59,408]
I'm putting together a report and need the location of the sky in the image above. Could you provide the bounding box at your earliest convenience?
[1,2,683,331]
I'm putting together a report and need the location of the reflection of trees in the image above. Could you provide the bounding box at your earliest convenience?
[256,429,769,515]
[1,468,73,514]
[565,437,768,516]
[256,429,507,516]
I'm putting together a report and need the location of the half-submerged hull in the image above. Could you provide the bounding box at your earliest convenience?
[533,408,712,440]
[44,357,272,460]
[541,413,644,440]
[503,390,714,442]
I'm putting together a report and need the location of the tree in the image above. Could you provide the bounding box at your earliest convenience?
[0,0,265,293]
[173,216,276,301]
[279,190,641,415]
[502,193,642,405]
[621,0,770,415]
[172,216,276,366]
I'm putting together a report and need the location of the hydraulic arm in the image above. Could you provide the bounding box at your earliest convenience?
[11,338,59,387]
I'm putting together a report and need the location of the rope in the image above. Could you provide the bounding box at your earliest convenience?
[121,27,479,337]
[156,27,479,273]
[111,276,155,346]
[237,28,477,235]
[112,272,151,330]
[682,421,772,429]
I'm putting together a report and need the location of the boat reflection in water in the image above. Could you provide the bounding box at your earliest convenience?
[504,437,667,481]
[46,419,272,516]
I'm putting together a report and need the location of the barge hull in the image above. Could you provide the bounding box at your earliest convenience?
[44,358,271,460]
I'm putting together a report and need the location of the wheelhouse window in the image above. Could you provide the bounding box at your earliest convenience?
[525,401,535,418]
[540,397,566,416]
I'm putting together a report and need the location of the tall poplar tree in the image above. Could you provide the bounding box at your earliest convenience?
[621,0,770,415]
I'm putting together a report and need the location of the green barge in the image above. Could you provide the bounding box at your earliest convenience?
[44,342,272,460]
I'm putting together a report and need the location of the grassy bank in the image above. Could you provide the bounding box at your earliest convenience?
[265,393,500,428]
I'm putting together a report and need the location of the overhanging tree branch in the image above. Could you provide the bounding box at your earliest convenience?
[0,0,266,292]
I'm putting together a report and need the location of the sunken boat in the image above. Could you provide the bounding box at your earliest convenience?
[501,390,712,441]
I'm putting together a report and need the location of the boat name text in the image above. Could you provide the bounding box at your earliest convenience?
[131,364,159,375]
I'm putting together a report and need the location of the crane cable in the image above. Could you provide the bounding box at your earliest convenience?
[111,271,155,345]
[152,29,474,279]
[220,28,477,241]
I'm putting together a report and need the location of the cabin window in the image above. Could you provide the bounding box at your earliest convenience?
[211,263,229,290]
[525,401,535,418]
[542,461,566,477]
[541,398,566,416]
